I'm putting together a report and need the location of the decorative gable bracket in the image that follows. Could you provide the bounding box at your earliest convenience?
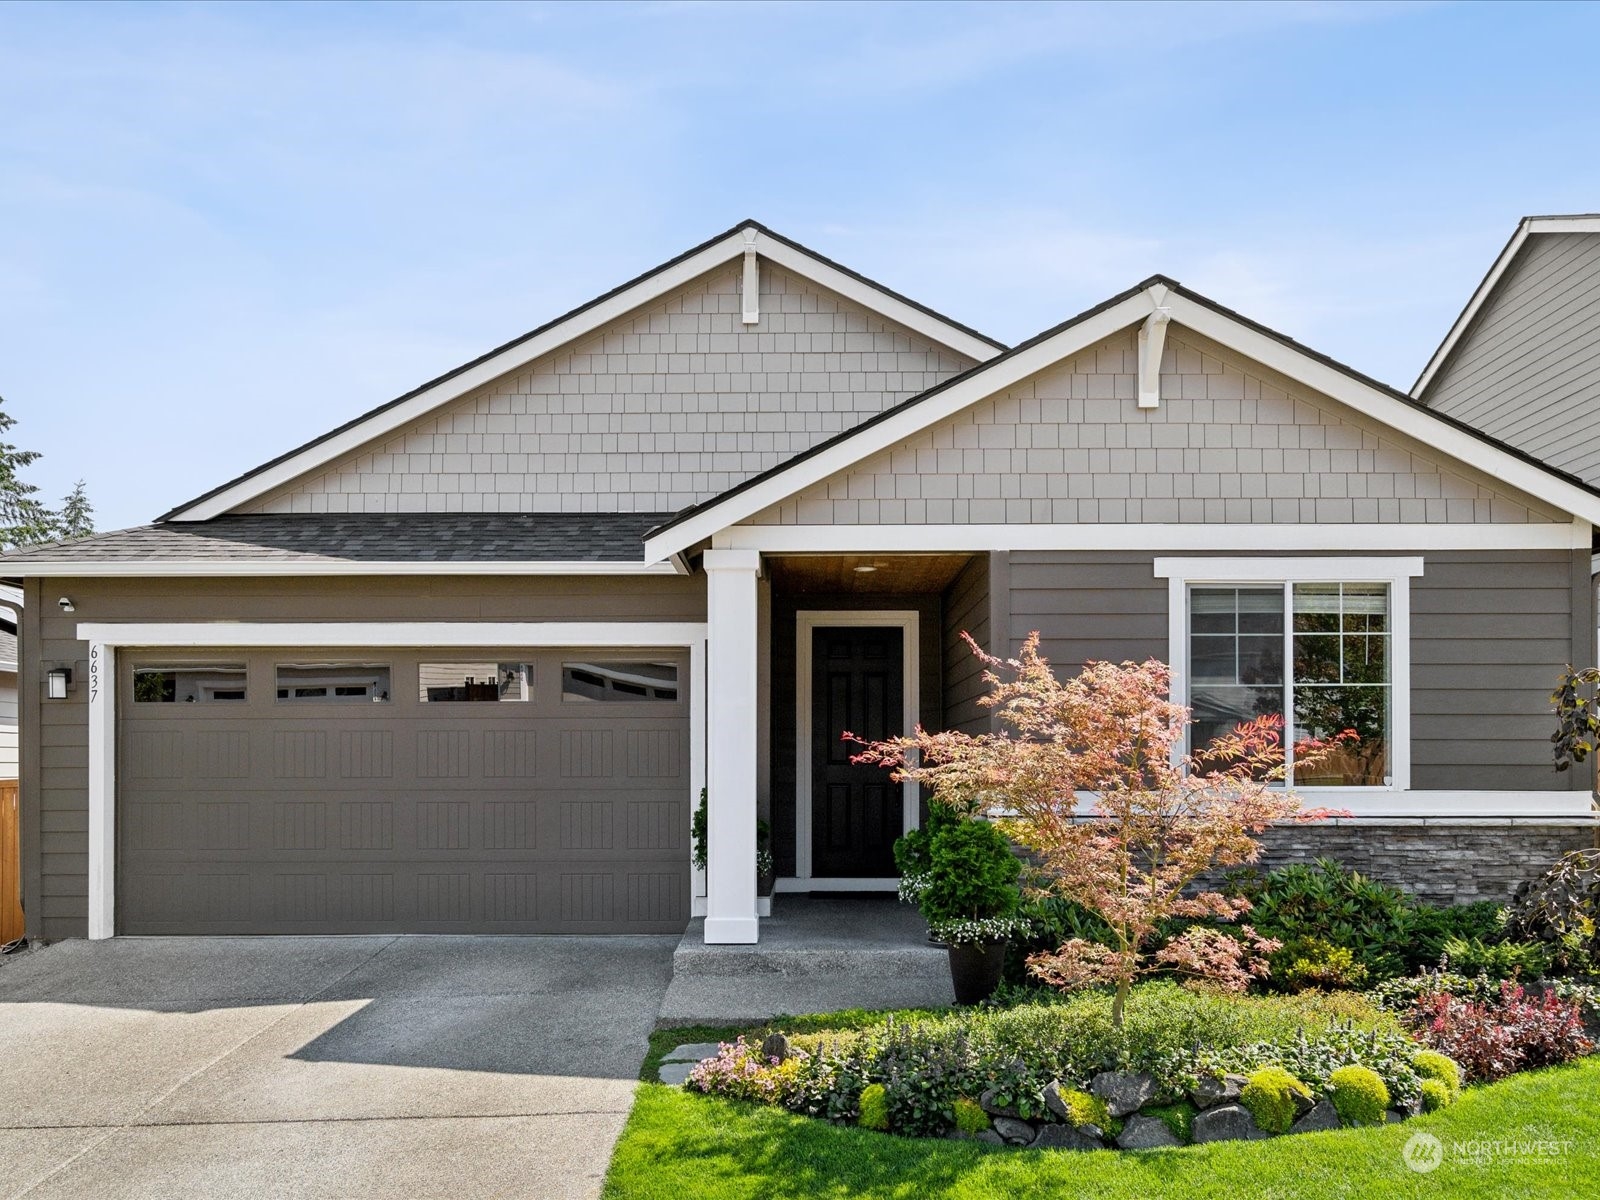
[1137,283,1171,409]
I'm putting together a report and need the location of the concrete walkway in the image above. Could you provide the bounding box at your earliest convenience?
[660,897,954,1024]
[0,935,677,1200]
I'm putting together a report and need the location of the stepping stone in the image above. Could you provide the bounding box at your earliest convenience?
[662,1042,725,1063]
[658,1061,696,1087]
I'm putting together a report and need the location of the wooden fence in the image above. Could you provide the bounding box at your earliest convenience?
[0,781,20,944]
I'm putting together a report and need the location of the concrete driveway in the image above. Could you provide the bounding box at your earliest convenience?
[0,935,677,1200]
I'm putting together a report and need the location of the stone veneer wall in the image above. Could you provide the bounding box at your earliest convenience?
[1251,821,1597,905]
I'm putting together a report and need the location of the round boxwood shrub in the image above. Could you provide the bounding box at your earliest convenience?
[858,1083,890,1131]
[1329,1064,1390,1126]
[1412,1049,1462,1099]
[953,1096,990,1135]
[1419,1079,1453,1112]
[1239,1065,1312,1135]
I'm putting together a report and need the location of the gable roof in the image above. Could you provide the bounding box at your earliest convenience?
[645,274,1600,562]
[1412,214,1600,398]
[160,221,1007,523]
[0,513,679,576]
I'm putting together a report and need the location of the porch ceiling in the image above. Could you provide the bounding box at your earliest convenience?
[765,553,977,594]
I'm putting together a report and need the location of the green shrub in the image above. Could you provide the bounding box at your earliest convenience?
[917,816,1021,928]
[1273,937,1369,992]
[857,1083,890,1131]
[953,1096,990,1135]
[1441,936,1550,980]
[1408,901,1505,968]
[1243,858,1414,980]
[1329,1064,1390,1126]
[1055,1088,1113,1131]
[1419,1079,1453,1112]
[1412,1049,1462,1098]
[1239,1065,1312,1135]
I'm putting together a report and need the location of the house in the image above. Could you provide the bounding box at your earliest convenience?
[3,220,1595,947]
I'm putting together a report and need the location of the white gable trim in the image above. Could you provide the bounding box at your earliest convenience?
[646,282,1600,562]
[1,559,679,578]
[166,226,1003,523]
[1413,215,1600,397]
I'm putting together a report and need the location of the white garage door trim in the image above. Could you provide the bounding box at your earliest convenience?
[79,621,708,939]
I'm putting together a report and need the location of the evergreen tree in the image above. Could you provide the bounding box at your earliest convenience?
[0,394,55,550]
[56,479,95,541]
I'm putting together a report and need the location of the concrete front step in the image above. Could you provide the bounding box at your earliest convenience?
[671,941,950,979]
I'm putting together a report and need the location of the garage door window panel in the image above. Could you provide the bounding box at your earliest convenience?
[276,663,392,704]
[133,664,249,704]
[562,660,679,703]
[419,662,530,703]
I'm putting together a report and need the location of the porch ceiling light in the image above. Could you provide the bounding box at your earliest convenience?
[852,564,878,573]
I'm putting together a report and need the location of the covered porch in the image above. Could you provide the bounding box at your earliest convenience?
[698,548,1002,944]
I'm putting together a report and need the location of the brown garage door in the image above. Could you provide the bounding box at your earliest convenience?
[117,648,690,935]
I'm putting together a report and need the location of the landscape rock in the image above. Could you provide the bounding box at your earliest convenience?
[1189,1073,1248,1109]
[992,1116,1036,1146]
[1386,1110,1409,1124]
[657,1061,695,1087]
[1290,1088,1317,1119]
[1090,1071,1157,1117]
[760,1033,792,1062]
[978,1087,1025,1120]
[1042,1081,1071,1121]
[1079,1124,1105,1142]
[1030,1124,1104,1151]
[1290,1101,1342,1134]
[1191,1103,1270,1143]
[974,1130,1005,1146]
[1116,1115,1182,1149]
[661,1042,724,1064]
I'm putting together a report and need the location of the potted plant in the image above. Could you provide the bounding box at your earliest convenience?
[894,807,1022,1004]
[692,789,776,900]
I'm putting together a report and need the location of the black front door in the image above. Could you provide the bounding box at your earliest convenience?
[812,625,904,877]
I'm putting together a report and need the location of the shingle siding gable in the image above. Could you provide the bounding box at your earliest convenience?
[1423,232,1600,487]
[748,327,1563,526]
[242,263,976,515]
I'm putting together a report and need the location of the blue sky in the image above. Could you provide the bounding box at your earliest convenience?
[3,1,1599,530]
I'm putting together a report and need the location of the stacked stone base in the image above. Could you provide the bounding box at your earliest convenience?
[1249,819,1597,904]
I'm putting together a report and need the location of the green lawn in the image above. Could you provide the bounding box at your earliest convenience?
[605,1055,1600,1199]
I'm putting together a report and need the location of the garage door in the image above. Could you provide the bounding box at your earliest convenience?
[116,648,690,934]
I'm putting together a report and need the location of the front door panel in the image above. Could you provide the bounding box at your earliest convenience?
[811,626,903,877]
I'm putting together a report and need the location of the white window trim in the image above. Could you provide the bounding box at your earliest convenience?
[1154,557,1423,792]
[794,610,919,881]
[79,620,707,940]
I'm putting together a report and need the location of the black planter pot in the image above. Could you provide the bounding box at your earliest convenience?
[947,939,1008,1005]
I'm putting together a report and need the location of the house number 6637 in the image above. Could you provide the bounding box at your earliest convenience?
[89,644,99,704]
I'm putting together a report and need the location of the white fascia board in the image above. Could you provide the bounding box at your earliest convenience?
[2,559,678,578]
[1164,291,1600,527]
[717,522,1590,554]
[750,232,1001,363]
[1153,555,1425,581]
[76,621,708,648]
[645,291,1158,561]
[1412,216,1600,398]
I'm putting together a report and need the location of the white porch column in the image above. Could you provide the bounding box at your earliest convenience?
[703,548,761,944]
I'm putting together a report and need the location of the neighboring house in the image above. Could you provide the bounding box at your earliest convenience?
[0,587,18,781]
[2,220,1596,948]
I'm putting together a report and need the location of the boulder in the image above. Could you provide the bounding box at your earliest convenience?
[1116,1115,1182,1149]
[974,1130,1005,1146]
[1030,1124,1104,1151]
[657,1061,695,1087]
[1290,1101,1342,1134]
[992,1116,1037,1146]
[661,1042,724,1064]
[760,1033,792,1063]
[1191,1104,1270,1143]
[1290,1088,1317,1119]
[978,1086,1025,1120]
[1386,1110,1409,1124]
[1189,1073,1248,1109]
[1041,1081,1071,1122]
[1090,1071,1157,1117]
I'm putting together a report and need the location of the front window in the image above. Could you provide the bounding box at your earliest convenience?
[1188,582,1390,786]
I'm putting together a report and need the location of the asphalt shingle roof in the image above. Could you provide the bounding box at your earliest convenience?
[0,513,675,565]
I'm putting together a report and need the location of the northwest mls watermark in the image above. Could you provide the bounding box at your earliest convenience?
[1403,1131,1576,1174]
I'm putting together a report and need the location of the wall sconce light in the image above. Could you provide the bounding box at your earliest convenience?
[47,667,72,700]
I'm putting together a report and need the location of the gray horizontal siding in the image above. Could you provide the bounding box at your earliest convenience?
[1425,232,1600,486]
[1001,549,1587,795]
[941,554,991,735]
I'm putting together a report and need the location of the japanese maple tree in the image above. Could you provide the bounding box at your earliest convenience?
[850,632,1353,1025]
